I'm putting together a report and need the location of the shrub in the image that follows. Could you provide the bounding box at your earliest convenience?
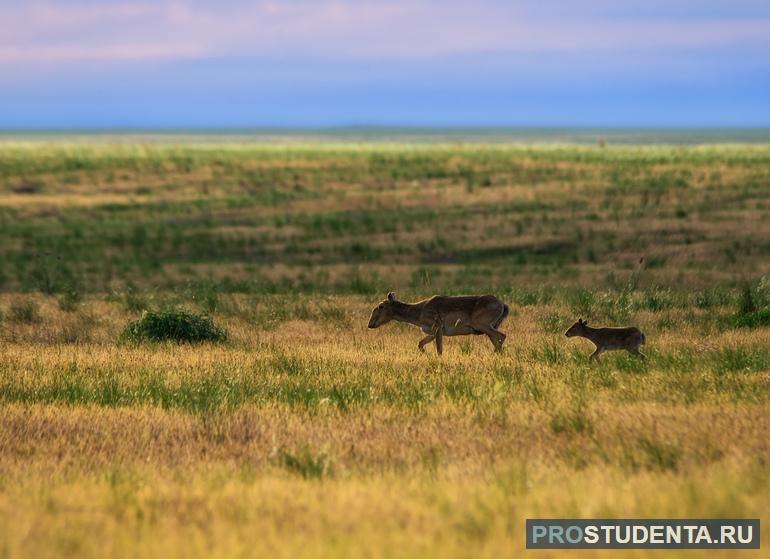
[10,299,40,323]
[121,309,227,343]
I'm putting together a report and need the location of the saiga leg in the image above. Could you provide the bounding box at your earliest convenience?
[432,318,444,355]
[478,325,506,352]
[418,334,435,352]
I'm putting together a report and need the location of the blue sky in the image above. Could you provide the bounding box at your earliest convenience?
[1,0,769,128]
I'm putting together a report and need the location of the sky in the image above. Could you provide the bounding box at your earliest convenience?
[1,0,769,128]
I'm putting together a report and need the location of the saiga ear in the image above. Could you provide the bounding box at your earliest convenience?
[387,292,396,302]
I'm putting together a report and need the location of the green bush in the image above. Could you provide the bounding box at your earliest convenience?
[121,309,227,343]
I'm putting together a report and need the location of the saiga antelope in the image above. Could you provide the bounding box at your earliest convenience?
[368,292,509,355]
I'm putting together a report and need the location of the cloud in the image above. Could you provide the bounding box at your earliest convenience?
[0,0,768,66]
[0,1,768,126]
[0,45,205,63]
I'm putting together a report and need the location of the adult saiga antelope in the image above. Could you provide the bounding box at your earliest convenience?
[368,292,510,355]
[565,318,647,360]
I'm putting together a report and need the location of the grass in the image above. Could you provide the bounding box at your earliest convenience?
[2,143,770,294]
[0,141,768,557]
[9,298,40,323]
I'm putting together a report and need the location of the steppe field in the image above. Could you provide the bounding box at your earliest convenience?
[1,139,769,557]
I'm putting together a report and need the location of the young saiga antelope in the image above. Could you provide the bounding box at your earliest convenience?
[565,318,647,360]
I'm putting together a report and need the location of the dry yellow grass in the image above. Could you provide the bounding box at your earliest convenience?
[0,295,768,557]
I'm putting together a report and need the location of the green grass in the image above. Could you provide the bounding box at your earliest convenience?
[0,337,767,414]
[1,143,769,294]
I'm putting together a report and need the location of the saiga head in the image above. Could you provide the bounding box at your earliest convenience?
[368,292,398,329]
[565,318,588,337]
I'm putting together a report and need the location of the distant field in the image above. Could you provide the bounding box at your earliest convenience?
[2,142,770,294]
[0,142,769,557]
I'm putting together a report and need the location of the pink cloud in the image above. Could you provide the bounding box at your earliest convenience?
[0,0,768,65]
[0,44,206,63]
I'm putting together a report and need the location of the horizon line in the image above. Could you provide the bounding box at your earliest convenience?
[2,125,770,133]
